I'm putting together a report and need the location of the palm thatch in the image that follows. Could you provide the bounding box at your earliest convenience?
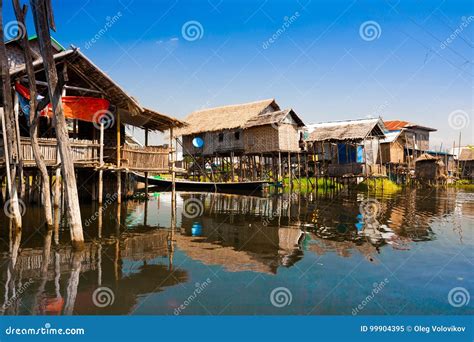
[306,118,386,142]
[176,98,279,136]
[243,108,304,128]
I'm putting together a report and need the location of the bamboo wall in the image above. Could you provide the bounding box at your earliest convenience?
[121,145,170,171]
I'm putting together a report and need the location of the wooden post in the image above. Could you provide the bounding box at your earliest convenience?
[170,127,175,194]
[31,0,83,247]
[54,87,66,209]
[288,152,292,190]
[98,122,104,205]
[457,132,461,177]
[231,151,235,182]
[0,10,22,229]
[116,111,121,203]
[13,93,25,200]
[144,127,149,197]
[278,152,282,182]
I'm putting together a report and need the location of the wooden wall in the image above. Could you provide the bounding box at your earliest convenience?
[381,141,405,164]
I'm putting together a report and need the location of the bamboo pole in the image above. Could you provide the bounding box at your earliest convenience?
[116,111,121,203]
[98,122,104,205]
[144,127,149,197]
[31,0,83,247]
[170,127,176,213]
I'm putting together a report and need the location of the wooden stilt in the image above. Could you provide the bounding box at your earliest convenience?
[98,122,104,205]
[0,9,22,228]
[31,0,83,246]
[116,111,121,204]
[144,127,149,198]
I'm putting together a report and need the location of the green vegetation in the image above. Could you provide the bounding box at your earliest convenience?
[449,179,474,191]
[276,177,342,194]
[354,178,402,193]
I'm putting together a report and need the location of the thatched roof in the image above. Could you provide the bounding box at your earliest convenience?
[7,39,185,131]
[415,153,439,162]
[306,118,386,142]
[243,108,305,128]
[176,98,279,136]
[459,147,474,161]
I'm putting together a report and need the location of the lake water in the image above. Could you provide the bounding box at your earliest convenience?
[0,188,473,315]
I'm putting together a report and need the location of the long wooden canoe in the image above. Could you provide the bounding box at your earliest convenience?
[134,173,269,193]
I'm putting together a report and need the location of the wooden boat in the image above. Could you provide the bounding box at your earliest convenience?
[134,173,269,193]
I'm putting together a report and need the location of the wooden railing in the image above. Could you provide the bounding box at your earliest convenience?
[120,145,170,172]
[0,137,100,166]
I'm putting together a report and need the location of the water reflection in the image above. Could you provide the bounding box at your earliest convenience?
[0,188,472,315]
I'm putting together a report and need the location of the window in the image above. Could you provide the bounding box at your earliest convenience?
[218,133,224,142]
[234,131,240,140]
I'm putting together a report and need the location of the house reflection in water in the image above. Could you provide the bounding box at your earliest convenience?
[0,212,186,315]
[0,188,467,316]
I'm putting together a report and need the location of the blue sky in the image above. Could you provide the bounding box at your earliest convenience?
[3,0,473,147]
